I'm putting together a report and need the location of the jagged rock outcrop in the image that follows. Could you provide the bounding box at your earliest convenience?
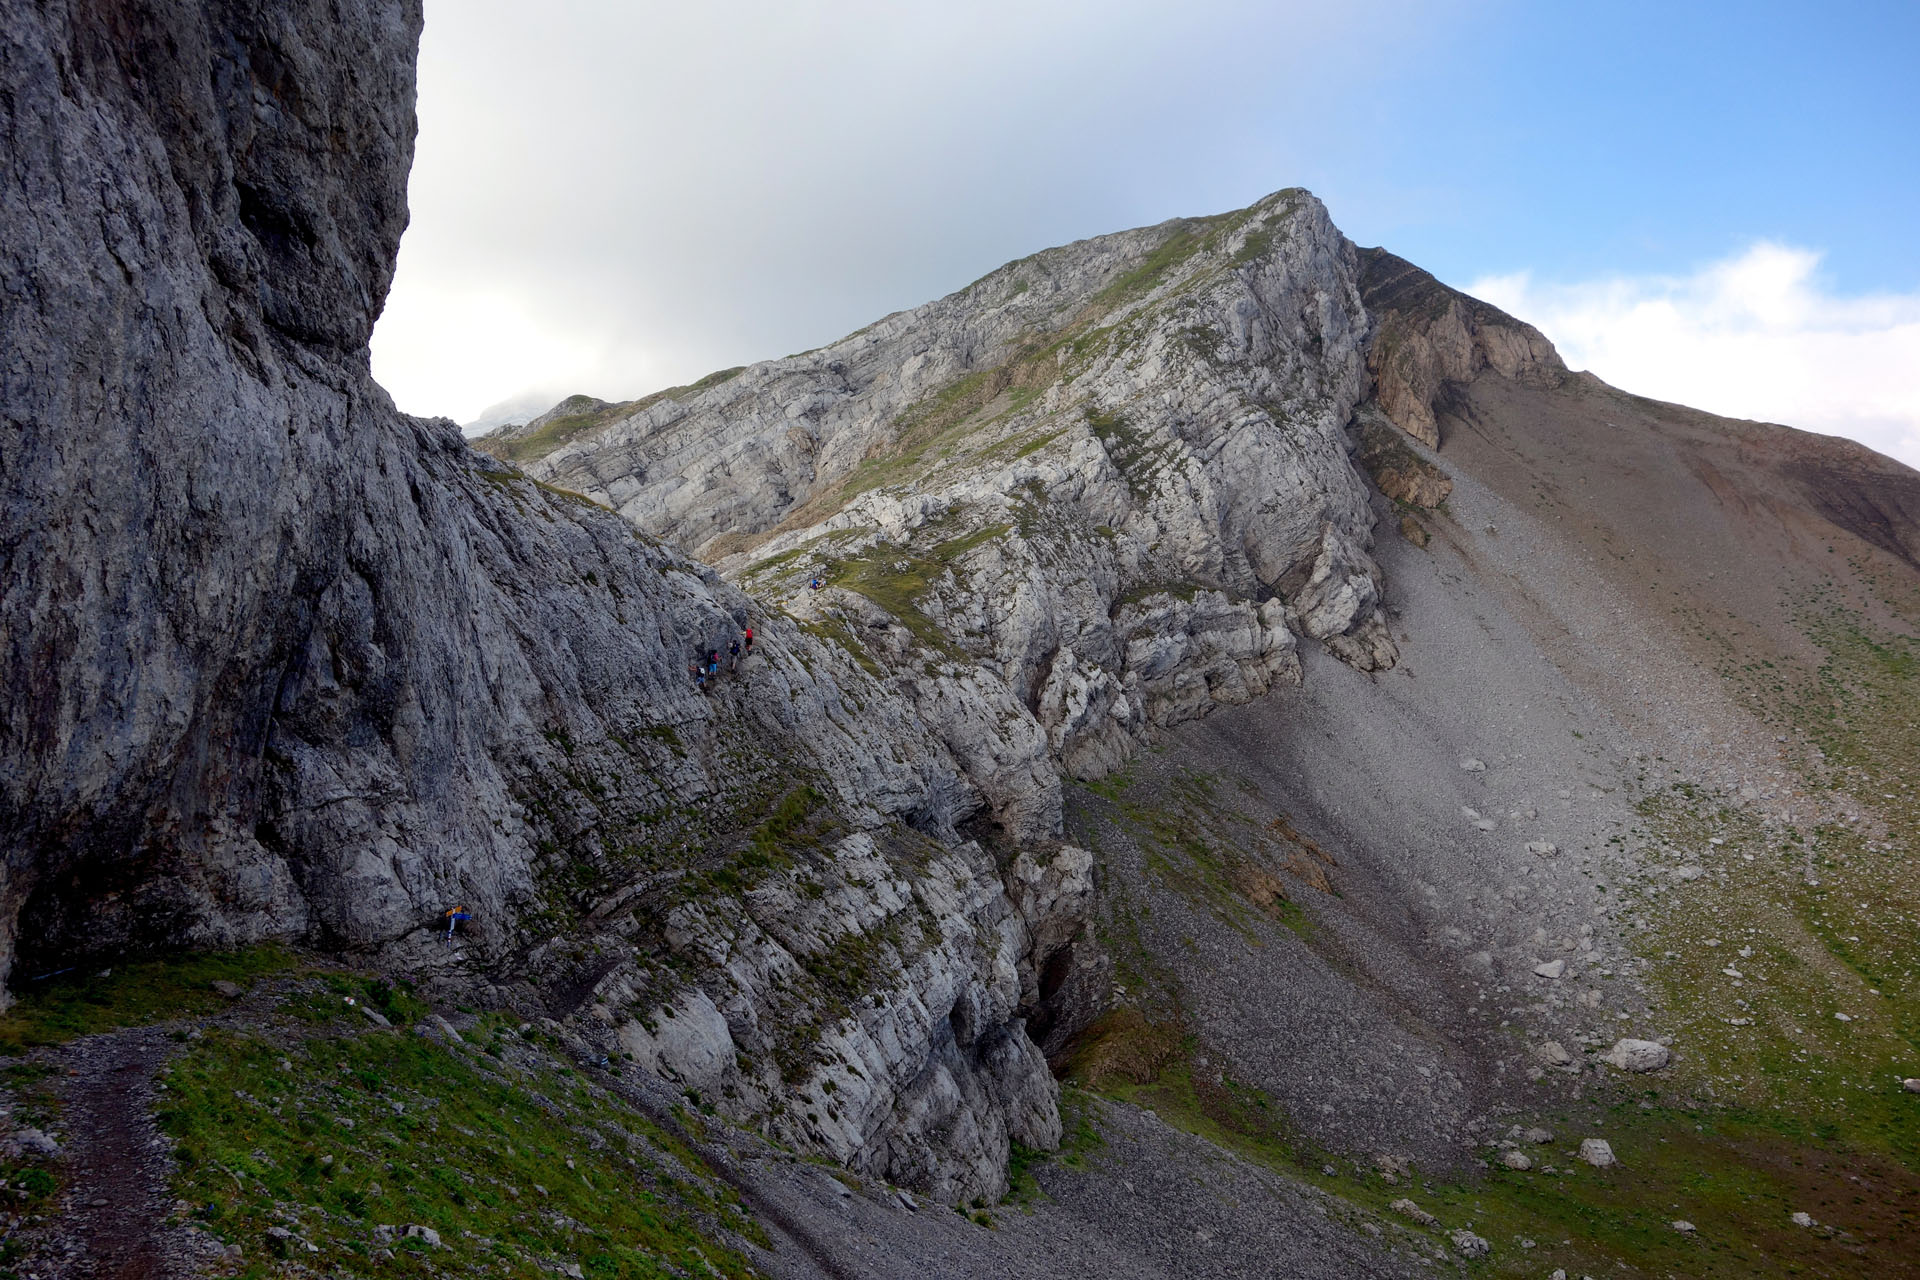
[505,191,1400,797]
[608,834,1093,1199]
[0,0,1089,1201]
[1356,247,1566,447]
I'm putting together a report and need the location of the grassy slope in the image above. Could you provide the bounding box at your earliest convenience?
[0,954,767,1280]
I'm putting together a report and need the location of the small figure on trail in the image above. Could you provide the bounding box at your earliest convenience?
[808,575,823,591]
[706,647,721,676]
[693,666,707,692]
[443,905,471,945]
[743,625,754,654]
[728,639,741,671]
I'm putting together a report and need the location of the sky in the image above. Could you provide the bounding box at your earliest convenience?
[369,0,1920,467]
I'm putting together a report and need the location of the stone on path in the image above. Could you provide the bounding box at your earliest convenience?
[1498,1149,1532,1170]
[1533,1041,1572,1067]
[1903,1078,1920,1094]
[1525,1126,1554,1144]
[1672,1220,1695,1234]
[1601,1039,1670,1072]
[1578,1138,1615,1168]
[1527,841,1558,857]
[1389,1198,1439,1228]
[403,1225,442,1247]
[1791,1211,1815,1228]
[210,980,244,999]
[1533,959,1567,980]
[1460,758,1486,773]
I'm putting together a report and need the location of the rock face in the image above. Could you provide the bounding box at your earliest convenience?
[1356,248,1566,447]
[504,190,1401,805]
[0,0,1090,1201]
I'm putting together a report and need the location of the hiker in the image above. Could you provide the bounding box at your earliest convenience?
[706,647,720,676]
[808,575,823,591]
[728,638,741,671]
[693,665,707,692]
[443,905,471,944]
[743,625,754,655]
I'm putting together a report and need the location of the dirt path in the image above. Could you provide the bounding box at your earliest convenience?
[14,1025,223,1280]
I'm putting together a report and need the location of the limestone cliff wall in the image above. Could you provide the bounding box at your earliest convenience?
[0,0,1092,1200]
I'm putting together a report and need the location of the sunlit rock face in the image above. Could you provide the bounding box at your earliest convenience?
[508,189,1400,804]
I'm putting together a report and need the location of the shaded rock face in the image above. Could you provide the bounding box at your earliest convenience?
[2,0,427,978]
[0,0,1092,1201]
[1356,247,1565,447]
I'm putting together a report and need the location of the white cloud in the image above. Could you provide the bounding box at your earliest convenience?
[1468,245,1920,469]
[372,278,615,425]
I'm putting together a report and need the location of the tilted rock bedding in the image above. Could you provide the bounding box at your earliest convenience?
[507,189,1414,808]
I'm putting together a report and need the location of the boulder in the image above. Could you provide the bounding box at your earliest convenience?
[1601,1039,1670,1073]
[1449,1228,1491,1259]
[1577,1138,1615,1168]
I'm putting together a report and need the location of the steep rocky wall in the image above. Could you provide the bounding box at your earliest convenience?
[2,0,427,982]
[0,0,1092,1201]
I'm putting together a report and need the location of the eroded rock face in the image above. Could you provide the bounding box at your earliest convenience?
[0,0,1090,1201]
[1357,248,1566,448]
[606,831,1086,1200]
[515,191,1399,791]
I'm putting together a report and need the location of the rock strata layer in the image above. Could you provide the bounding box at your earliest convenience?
[504,190,1414,805]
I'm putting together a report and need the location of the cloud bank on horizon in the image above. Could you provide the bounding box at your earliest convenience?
[1471,246,1920,469]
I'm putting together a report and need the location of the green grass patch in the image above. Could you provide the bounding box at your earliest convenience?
[1086,219,1223,311]
[0,945,296,1053]
[160,1012,761,1278]
[818,524,1010,657]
